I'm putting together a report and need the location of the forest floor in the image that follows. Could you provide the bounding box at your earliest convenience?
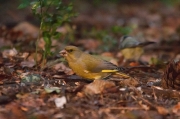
[0,1,180,119]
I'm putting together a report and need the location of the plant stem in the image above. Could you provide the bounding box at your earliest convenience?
[35,22,43,68]
[35,0,43,68]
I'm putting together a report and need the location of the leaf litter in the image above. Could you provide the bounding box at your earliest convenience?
[0,1,180,119]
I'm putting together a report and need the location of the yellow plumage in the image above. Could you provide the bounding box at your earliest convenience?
[119,36,155,61]
[60,46,129,80]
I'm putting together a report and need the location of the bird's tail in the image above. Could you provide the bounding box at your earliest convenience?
[101,67,131,78]
[137,41,155,47]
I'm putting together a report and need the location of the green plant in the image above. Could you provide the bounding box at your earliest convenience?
[160,0,180,6]
[18,0,76,67]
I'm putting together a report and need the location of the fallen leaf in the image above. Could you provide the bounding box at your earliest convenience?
[138,101,150,110]
[20,60,35,68]
[53,63,74,75]
[76,38,100,52]
[13,21,39,38]
[27,52,42,63]
[156,106,169,115]
[17,52,29,59]
[5,102,26,119]
[83,79,115,95]
[2,48,18,58]
[119,78,139,87]
[20,106,28,112]
[129,62,140,67]
[172,102,180,114]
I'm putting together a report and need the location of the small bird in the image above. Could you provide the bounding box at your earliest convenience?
[60,46,129,80]
[119,36,155,61]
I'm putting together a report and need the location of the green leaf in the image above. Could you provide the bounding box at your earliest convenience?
[43,32,51,43]
[31,1,41,15]
[18,3,29,9]
[18,0,76,63]
[53,32,62,39]
[18,0,30,9]
[67,5,73,11]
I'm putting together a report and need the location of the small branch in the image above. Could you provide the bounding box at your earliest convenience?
[105,107,143,110]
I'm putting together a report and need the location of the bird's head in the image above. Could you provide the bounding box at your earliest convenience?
[60,46,83,62]
[119,36,140,50]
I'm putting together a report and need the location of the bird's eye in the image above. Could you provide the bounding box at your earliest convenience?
[67,49,73,53]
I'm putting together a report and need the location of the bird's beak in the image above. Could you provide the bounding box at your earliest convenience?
[59,50,67,57]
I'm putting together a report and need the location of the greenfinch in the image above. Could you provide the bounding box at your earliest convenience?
[119,36,155,61]
[60,46,129,80]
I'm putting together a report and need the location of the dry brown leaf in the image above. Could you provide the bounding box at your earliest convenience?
[76,92,85,98]
[76,38,100,52]
[101,52,114,57]
[156,106,169,115]
[172,102,180,114]
[27,52,42,63]
[119,78,139,87]
[138,101,149,110]
[83,79,115,95]
[129,62,140,67]
[5,102,26,119]
[20,106,28,112]
[13,21,39,38]
[53,63,74,75]
[56,24,74,35]
[17,52,29,59]
[2,48,18,58]
[20,60,36,68]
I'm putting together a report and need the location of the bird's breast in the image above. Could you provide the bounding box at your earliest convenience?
[68,61,111,80]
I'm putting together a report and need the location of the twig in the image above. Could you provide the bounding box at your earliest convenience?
[139,97,156,109]
[152,86,158,102]
[107,107,143,110]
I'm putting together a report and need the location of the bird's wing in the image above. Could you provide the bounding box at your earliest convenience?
[88,59,117,73]
[93,60,118,72]
[136,41,155,47]
[80,54,118,73]
[121,41,155,49]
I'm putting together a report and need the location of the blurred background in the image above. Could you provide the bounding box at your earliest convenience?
[1,0,180,65]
